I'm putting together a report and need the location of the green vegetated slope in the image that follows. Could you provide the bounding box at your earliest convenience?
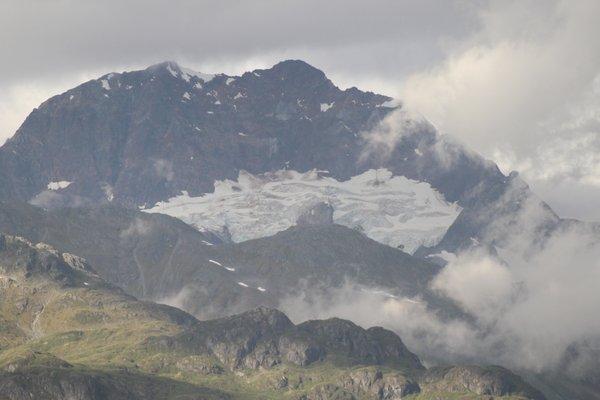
[0,233,543,400]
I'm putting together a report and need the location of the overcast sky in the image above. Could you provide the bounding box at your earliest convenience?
[1,0,599,221]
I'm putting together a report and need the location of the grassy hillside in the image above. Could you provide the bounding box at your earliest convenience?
[0,234,543,400]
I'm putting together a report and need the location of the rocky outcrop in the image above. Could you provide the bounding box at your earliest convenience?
[169,308,425,373]
[300,384,356,400]
[341,368,420,399]
[0,234,101,289]
[0,59,509,215]
[297,202,334,226]
[0,60,395,208]
[420,365,546,399]
[0,235,547,400]
[298,319,424,371]
[202,308,317,368]
[0,368,229,400]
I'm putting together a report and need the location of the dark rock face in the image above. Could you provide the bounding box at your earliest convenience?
[0,368,229,400]
[0,202,220,299]
[0,60,506,212]
[0,202,451,320]
[170,307,424,372]
[0,57,556,270]
[341,368,420,399]
[300,364,547,400]
[199,307,319,369]
[0,60,390,207]
[0,234,101,289]
[298,319,424,371]
[421,365,546,400]
[297,202,334,226]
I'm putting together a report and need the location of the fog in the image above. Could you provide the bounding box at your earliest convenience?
[279,186,600,375]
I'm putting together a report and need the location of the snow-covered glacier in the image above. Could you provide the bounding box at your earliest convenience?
[145,169,461,253]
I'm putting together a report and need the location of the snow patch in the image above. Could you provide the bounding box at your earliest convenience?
[100,79,110,90]
[47,181,72,191]
[182,92,191,100]
[208,259,222,266]
[180,67,215,83]
[146,169,461,253]
[237,282,249,288]
[320,102,333,112]
[427,250,457,263]
[378,98,399,107]
[102,184,114,202]
[257,287,267,292]
[201,240,214,246]
[225,77,235,85]
[166,63,178,78]
[164,62,215,83]
[233,92,245,100]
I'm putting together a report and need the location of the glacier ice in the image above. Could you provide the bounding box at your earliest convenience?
[146,169,461,253]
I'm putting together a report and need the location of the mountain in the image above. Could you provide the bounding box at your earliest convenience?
[0,59,594,399]
[0,60,392,207]
[0,233,544,400]
[0,60,518,255]
[0,201,457,320]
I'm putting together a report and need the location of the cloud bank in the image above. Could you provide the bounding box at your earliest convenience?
[280,189,600,374]
[400,0,600,220]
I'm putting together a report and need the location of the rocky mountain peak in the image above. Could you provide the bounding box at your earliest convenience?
[0,233,99,288]
[146,60,216,83]
[296,201,334,226]
[266,59,331,86]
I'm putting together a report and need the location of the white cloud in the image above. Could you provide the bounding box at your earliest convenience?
[279,186,600,373]
[399,0,600,220]
[119,218,153,239]
[431,251,515,322]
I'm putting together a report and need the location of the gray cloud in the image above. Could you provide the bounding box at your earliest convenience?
[0,0,478,143]
[399,0,600,221]
[119,217,154,240]
[0,0,477,80]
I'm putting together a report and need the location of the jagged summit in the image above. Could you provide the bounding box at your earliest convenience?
[271,59,324,73]
[0,58,528,260]
[263,59,331,84]
[145,60,216,83]
[0,58,398,208]
[0,233,100,288]
[146,59,325,82]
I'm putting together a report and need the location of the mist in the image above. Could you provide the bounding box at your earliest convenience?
[277,190,600,374]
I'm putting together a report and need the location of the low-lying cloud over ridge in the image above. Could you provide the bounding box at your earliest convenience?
[279,187,600,375]
[399,0,600,220]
